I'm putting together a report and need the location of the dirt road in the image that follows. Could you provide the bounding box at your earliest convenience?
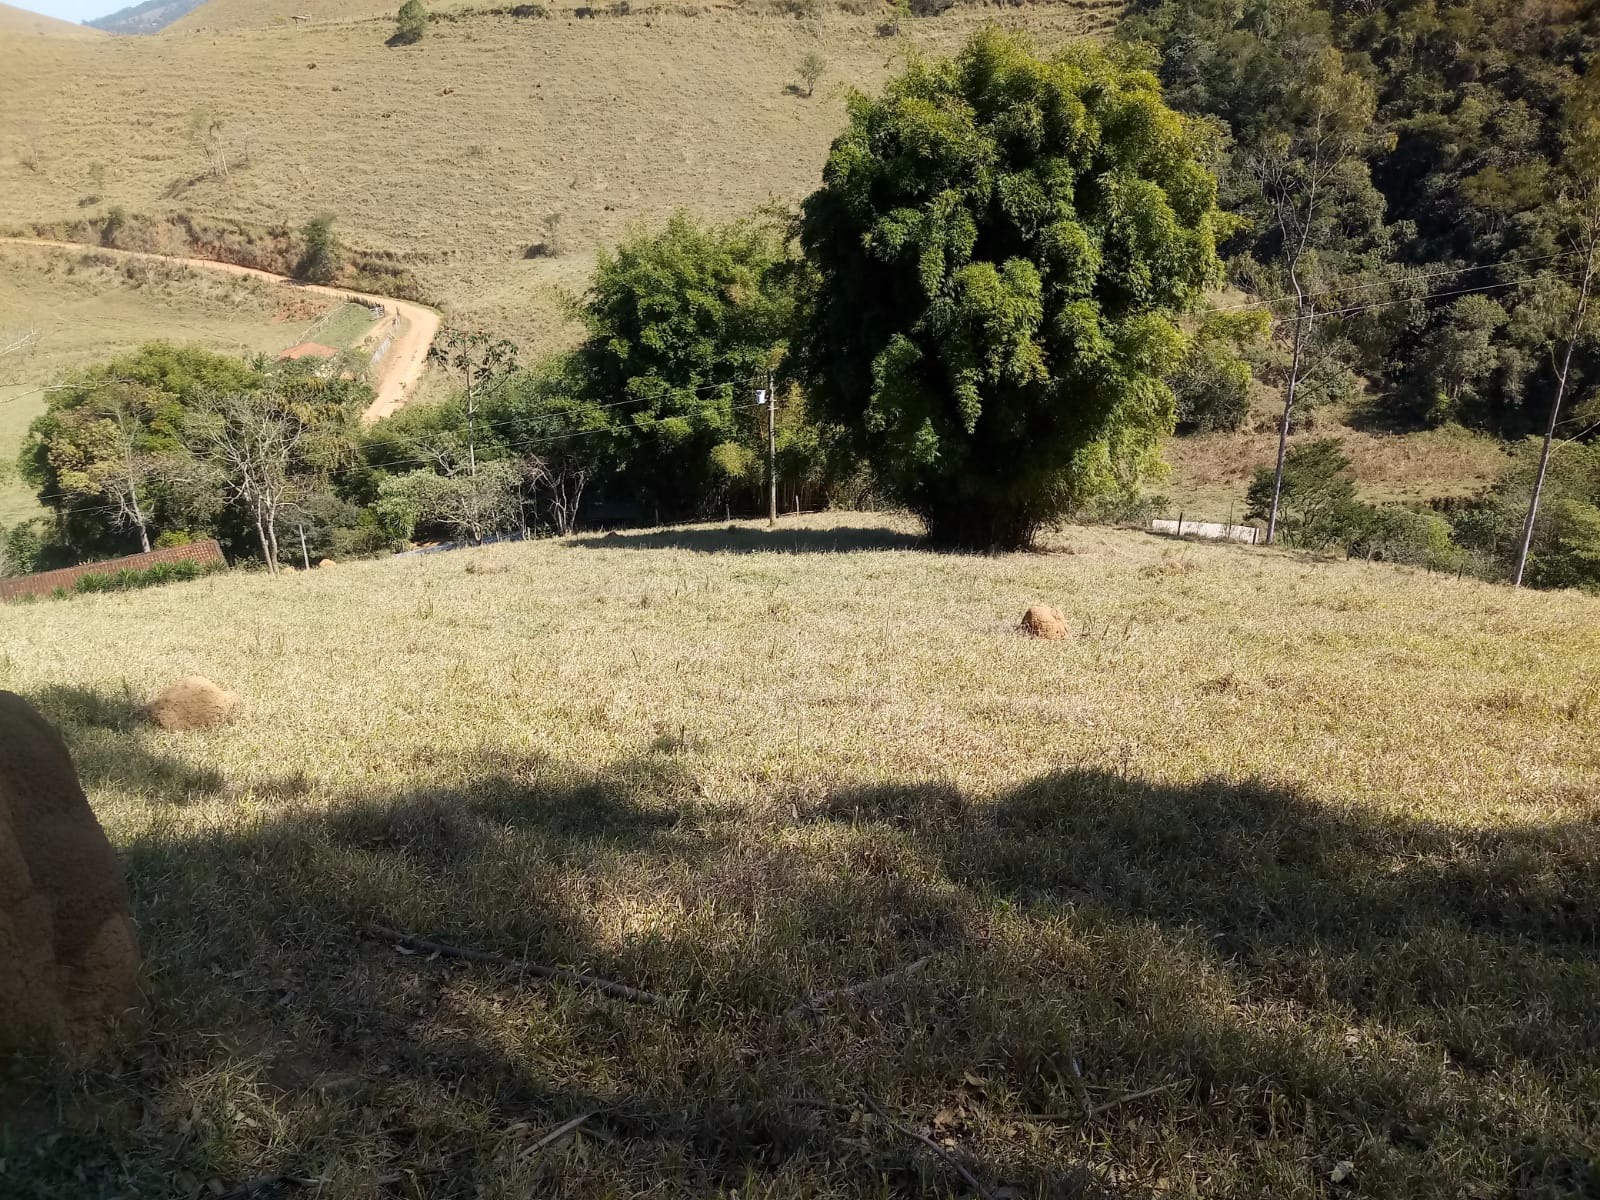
[0,237,439,424]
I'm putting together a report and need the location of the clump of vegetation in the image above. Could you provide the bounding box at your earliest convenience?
[1246,438,1363,552]
[796,50,826,98]
[392,0,428,44]
[68,557,212,596]
[296,213,342,284]
[20,343,372,571]
[796,30,1226,550]
[1452,439,1600,591]
[1172,309,1270,434]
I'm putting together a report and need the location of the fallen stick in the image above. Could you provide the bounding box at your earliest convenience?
[1067,1056,1093,1120]
[1088,1079,1186,1117]
[862,1094,995,1200]
[519,1112,595,1160]
[1019,1078,1187,1122]
[367,924,667,1007]
[783,956,932,1021]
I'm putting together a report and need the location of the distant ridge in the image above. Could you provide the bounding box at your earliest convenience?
[85,0,206,33]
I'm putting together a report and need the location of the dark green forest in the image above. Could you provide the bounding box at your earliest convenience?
[1123,0,1600,434]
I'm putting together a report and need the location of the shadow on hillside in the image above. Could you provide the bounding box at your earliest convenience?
[7,691,1597,1197]
[573,523,924,555]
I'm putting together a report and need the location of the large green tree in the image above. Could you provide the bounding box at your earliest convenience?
[795,30,1225,549]
[573,212,794,521]
[20,343,257,558]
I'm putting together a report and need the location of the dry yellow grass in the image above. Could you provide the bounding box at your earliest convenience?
[2,514,1597,1196]
[0,3,1120,347]
[0,1,104,39]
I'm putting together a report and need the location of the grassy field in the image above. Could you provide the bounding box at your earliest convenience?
[2,514,1596,1198]
[0,1,1121,348]
[0,243,342,525]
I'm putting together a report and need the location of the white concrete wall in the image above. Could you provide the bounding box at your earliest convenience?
[1151,519,1260,545]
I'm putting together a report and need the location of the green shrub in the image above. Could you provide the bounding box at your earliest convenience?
[392,0,428,43]
[3,520,46,576]
[74,572,113,594]
[69,557,209,597]
[155,529,194,548]
[297,214,342,283]
[1348,506,1465,571]
[1245,439,1365,551]
[1173,310,1269,434]
[1075,490,1172,529]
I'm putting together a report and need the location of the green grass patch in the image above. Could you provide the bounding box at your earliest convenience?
[312,301,382,352]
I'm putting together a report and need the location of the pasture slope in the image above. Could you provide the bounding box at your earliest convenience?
[3,513,1597,1198]
[0,237,440,422]
[0,0,1122,348]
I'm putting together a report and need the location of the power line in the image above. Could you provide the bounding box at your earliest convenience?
[1212,248,1582,315]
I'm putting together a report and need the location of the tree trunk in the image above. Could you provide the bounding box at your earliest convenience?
[252,507,272,570]
[131,490,152,554]
[1267,296,1313,547]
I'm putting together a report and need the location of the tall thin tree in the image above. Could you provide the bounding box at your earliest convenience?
[1249,47,1379,544]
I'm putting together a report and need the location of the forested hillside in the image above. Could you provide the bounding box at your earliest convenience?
[1125,0,1600,436]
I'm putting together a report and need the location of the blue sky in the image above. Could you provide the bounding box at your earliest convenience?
[9,0,118,21]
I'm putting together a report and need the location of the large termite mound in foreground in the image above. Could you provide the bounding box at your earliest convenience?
[146,675,239,732]
[0,691,141,1058]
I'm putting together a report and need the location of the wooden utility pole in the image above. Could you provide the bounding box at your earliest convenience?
[766,371,777,528]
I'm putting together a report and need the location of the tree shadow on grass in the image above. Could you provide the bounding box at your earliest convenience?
[572,522,925,555]
[5,706,1597,1198]
[23,684,227,801]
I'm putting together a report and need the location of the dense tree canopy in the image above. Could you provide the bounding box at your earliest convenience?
[1124,0,1600,434]
[572,212,801,520]
[18,343,371,567]
[797,30,1226,549]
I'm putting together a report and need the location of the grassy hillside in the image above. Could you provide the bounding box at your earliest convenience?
[0,243,349,524]
[3,515,1598,1197]
[0,4,1120,348]
[169,0,436,32]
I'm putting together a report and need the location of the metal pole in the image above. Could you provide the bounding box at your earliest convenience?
[767,370,777,529]
[298,524,309,571]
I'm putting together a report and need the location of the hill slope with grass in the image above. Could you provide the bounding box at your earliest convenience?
[88,0,209,34]
[3,514,1598,1197]
[0,3,1120,349]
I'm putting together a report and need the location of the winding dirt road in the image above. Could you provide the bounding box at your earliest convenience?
[0,237,439,424]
